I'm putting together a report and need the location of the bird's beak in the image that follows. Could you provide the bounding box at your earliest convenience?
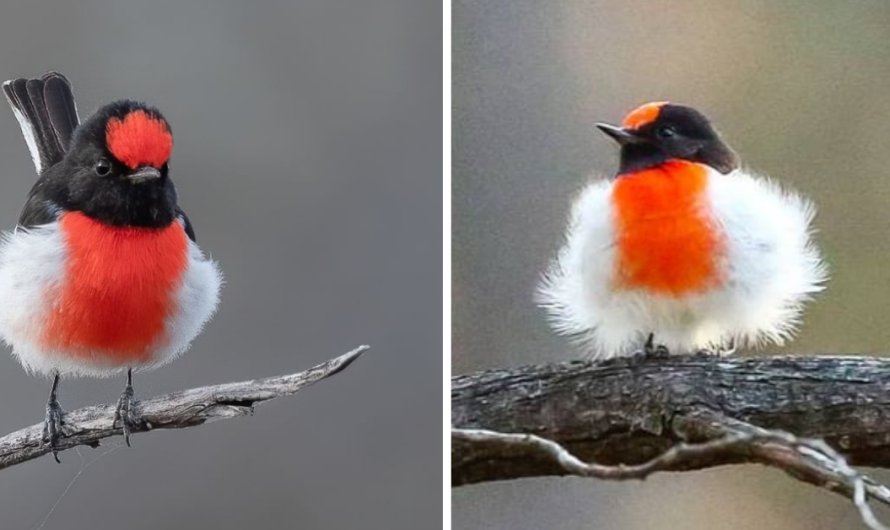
[128,166,162,183]
[596,123,646,146]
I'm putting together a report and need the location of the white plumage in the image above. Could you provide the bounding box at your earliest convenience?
[538,166,827,359]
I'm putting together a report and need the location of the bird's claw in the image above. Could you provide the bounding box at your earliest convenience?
[43,397,63,463]
[43,374,64,463]
[642,333,670,359]
[113,369,140,447]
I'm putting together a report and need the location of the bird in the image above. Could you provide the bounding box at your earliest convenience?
[537,101,827,359]
[0,72,222,460]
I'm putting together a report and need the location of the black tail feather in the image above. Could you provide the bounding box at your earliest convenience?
[42,73,79,152]
[3,72,79,173]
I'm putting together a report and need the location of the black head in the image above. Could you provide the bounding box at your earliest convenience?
[46,100,178,228]
[596,102,739,175]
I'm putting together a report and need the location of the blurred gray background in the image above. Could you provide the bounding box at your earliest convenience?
[0,1,441,529]
[453,0,890,528]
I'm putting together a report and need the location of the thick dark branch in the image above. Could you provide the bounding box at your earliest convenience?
[0,345,368,470]
[452,355,890,485]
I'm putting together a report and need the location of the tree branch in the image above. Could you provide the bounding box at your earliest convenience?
[0,344,368,470]
[452,355,890,529]
[453,420,890,530]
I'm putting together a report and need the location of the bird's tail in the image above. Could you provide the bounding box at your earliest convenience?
[2,72,79,174]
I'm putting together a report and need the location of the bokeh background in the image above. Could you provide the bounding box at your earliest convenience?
[453,0,890,528]
[0,1,441,529]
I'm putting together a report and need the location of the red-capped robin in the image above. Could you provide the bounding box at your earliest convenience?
[0,72,221,460]
[538,102,826,358]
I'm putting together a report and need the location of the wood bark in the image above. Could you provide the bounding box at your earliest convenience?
[452,355,890,486]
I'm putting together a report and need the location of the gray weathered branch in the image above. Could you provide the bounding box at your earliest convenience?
[0,345,369,470]
[452,355,890,528]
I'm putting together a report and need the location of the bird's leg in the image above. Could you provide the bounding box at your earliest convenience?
[43,373,64,463]
[644,333,655,353]
[642,333,670,358]
[113,368,141,447]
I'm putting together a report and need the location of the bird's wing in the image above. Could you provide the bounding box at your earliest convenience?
[176,206,197,242]
[16,188,60,229]
[3,72,79,174]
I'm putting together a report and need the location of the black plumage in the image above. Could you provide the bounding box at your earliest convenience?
[3,72,77,171]
[3,72,196,242]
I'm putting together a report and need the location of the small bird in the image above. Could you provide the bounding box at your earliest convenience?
[0,72,222,460]
[538,102,826,359]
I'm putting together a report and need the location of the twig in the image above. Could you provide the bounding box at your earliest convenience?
[452,421,890,530]
[0,345,369,470]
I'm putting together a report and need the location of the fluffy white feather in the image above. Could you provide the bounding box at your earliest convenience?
[538,167,827,359]
[0,223,222,377]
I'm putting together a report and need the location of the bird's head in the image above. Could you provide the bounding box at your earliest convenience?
[58,100,179,227]
[596,102,739,175]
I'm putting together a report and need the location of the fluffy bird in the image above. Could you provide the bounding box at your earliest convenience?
[538,102,826,359]
[0,72,222,459]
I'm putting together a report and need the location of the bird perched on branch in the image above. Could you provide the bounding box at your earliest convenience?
[0,72,222,460]
[538,102,826,359]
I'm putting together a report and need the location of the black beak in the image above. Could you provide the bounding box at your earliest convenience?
[128,166,161,183]
[596,123,646,146]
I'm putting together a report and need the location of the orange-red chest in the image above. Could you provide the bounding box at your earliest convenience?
[42,212,189,363]
[611,160,725,296]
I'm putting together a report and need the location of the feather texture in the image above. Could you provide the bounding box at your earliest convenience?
[0,220,221,377]
[537,166,827,358]
[2,72,80,173]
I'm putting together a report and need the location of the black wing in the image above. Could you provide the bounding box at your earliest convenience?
[17,185,61,228]
[3,72,79,174]
[177,206,197,242]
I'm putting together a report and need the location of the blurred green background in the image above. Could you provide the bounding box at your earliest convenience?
[453,0,890,528]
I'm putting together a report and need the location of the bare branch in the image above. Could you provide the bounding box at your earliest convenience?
[452,421,890,530]
[0,345,369,470]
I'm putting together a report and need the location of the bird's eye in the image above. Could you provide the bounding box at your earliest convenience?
[95,158,112,176]
[655,126,676,139]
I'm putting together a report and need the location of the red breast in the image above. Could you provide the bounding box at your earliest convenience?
[612,159,725,296]
[41,212,188,363]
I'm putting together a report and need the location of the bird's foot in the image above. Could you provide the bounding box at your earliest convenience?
[43,396,64,463]
[641,333,670,359]
[113,369,140,447]
[645,344,671,359]
[42,373,64,463]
